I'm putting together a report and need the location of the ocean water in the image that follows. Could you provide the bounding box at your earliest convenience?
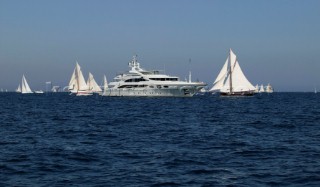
[0,93,319,186]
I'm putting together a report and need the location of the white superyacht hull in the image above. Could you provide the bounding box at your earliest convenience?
[102,86,201,97]
[102,55,206,97]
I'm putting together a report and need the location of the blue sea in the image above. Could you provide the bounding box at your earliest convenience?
[0,93,319,186]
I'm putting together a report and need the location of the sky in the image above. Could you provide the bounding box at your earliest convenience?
[0,0,319,91]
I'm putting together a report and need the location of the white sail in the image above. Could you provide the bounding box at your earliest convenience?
[259,84,265,92]
[68,66,78,93]
[103,75,108,91]
[212,49,255,94]
[87,72,102,93]
[230,61,255,92]
[16,84,22,93]
[76,63,89,91]
[21,75,33,94]
[209,57,229,92]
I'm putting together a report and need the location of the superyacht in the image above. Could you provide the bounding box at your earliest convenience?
[102,55,206,97]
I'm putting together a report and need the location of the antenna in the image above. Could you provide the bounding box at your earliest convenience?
[188,58,192,83]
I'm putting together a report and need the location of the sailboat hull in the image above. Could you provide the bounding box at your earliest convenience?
[76,91,93,96]
[220,91,255,96]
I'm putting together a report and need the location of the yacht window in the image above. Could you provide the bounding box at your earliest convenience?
[125,78,147,82]
[163,86,168,88]
[150,78,178,81]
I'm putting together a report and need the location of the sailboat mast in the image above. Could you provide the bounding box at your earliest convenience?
[229,49,233,94]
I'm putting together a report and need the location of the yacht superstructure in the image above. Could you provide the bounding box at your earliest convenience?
[103,55,206,97]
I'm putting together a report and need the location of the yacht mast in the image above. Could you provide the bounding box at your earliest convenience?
[188,58,192,83]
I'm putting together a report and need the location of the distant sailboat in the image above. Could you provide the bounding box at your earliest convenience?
[21,75,33,94]
[259,84,265,93]
[68,62,92,96]
[265,83,274,93]
[87,72,102,93]
[209,49,255,96]
[315,87,317,94]
[254,84,259,93]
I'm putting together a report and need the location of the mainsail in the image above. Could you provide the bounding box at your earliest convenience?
[210,49,255,94]
[21,75,33,94]
[87,72,102,93]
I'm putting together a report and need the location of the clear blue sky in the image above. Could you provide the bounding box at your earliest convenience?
[0,0,319,91]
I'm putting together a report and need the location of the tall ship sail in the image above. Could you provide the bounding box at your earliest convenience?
[21,75,33,94]
[87,72,102,93]
[209,49,255,96]
[68,62,92,96]
[103,55,206,97]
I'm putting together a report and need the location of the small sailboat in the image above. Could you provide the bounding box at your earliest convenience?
[87,72,102,94]
[68,62,92,96]
[265,83,274,93]
[315,87,317,94]
[254,84,259,93]
[21,75,33,94]
[259,84,265,93]
[209,49,255,96]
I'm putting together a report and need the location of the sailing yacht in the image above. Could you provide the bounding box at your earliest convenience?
[87,72,102,93]
[68,62,92,96]
[104,55,206,97]
[209,49,255,96]
[19,75,33,94]
[265,83,274,93]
